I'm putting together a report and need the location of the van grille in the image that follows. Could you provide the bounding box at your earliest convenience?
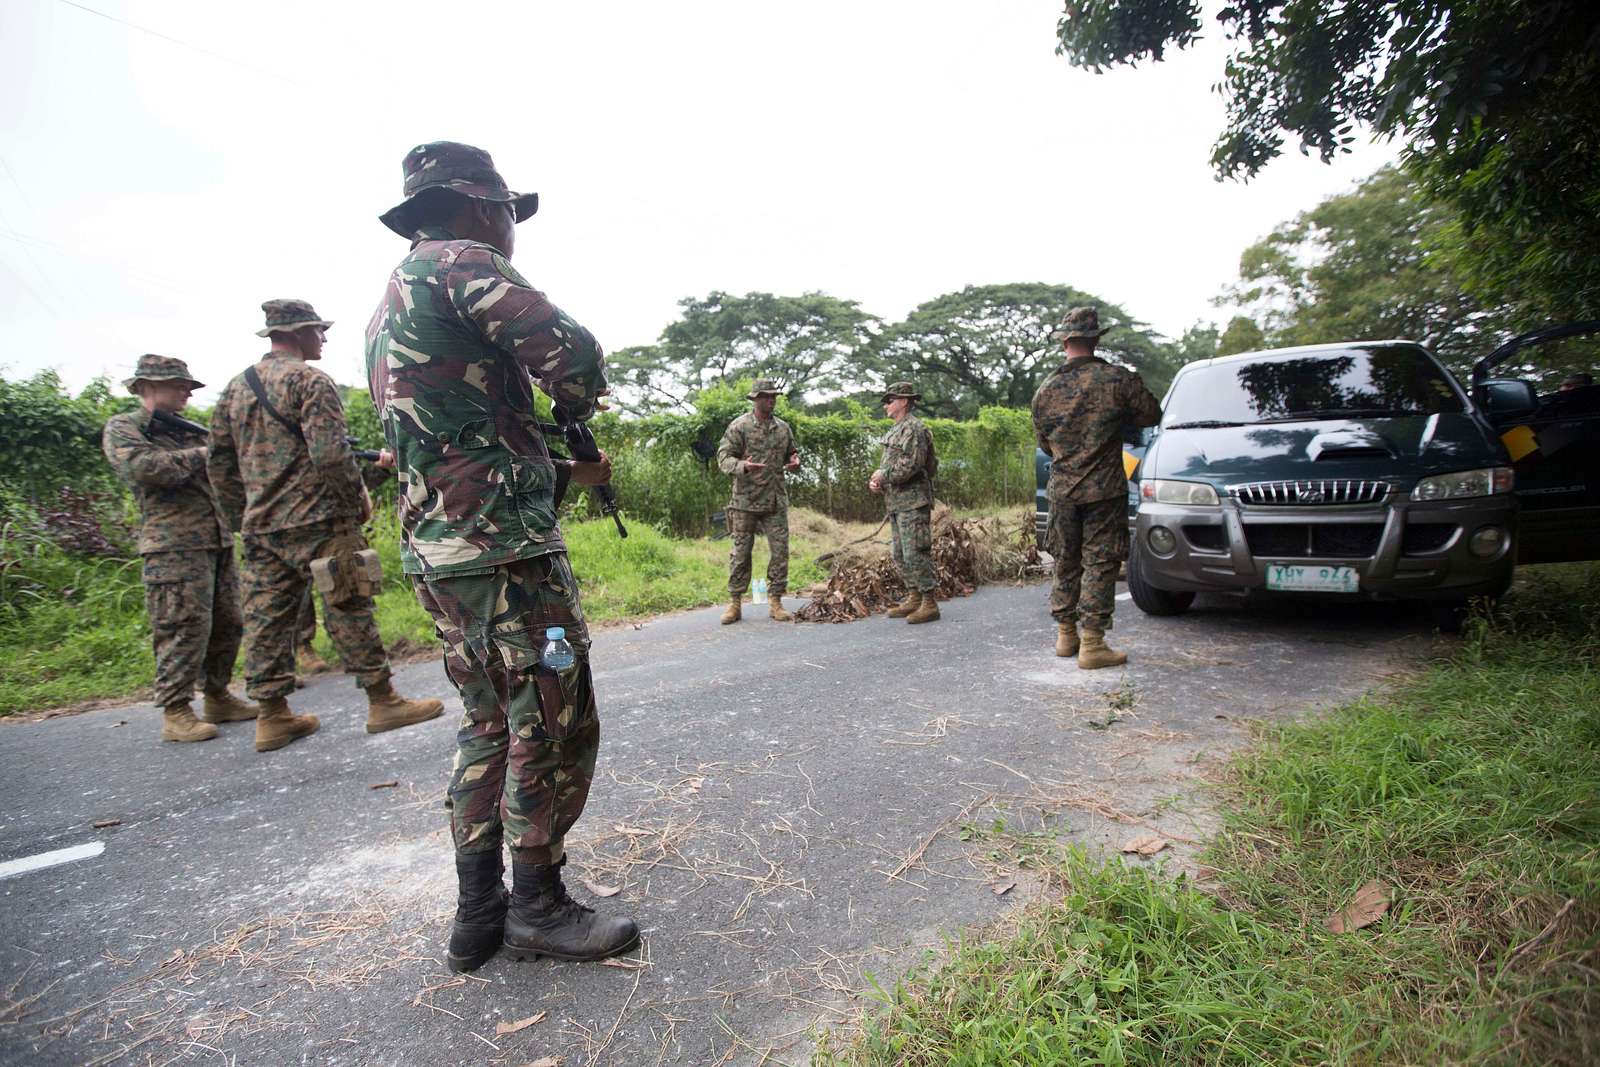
[1244,523,1384,558]
[1234,480,1389,506]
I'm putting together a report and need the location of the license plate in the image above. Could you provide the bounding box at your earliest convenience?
[1265,564,1359,593]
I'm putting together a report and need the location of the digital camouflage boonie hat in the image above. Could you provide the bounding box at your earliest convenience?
[1053,305,1113,341]
[881,381,921,402]
[123,353,204,393]
[747,378,784,399]
[256,298,334,338]
[379,141,540,238]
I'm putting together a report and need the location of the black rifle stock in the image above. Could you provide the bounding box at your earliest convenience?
[149,409,210,437]
[542,408,627,538]
[149,410,382,463]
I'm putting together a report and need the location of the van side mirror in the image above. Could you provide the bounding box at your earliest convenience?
[1121,425,1156,447]
[1480,378,1539,421]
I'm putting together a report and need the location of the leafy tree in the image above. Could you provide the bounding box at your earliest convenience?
[1055,1,1600,320]
[1174,321,1220,364]
[0,371,133,505]
[1216,316,1266,357]
[1222,166,1513,374]
[871,283,1179,418]
[607,291,878,413]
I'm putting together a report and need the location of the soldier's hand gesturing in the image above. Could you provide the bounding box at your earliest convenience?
[785,452,800,472]
[572,450,613,486]
[741,459,766,473]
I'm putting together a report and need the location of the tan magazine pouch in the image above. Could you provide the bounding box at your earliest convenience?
[311,533,382,607]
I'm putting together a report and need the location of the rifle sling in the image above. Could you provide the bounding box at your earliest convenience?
[243,365,305,441]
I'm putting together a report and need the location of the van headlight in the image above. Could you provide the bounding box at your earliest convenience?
[1140,479,1219,506]
[1410,467,1514,501]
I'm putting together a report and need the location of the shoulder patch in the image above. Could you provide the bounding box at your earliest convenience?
[490,253,531,288]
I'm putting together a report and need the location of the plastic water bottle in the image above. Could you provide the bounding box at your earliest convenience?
[753,577,768,599]
[541,626,575,671]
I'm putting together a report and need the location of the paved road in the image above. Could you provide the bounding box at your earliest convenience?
[0,582,1437,1066]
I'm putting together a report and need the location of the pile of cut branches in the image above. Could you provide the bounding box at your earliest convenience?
[796,507,1042,623]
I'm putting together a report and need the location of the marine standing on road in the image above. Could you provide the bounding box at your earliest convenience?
[870,381,940,624]
[1031,307,1162,669]
[102,355,260,742]
[208,300,444,752]
[366,141,638,972]
[717,379,801,624]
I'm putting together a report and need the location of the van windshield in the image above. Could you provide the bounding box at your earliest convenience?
[1164,345,1465,427]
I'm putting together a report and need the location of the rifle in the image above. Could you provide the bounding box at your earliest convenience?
[149,409,383,463]
[541,407,627,538]
[150,409,210,437]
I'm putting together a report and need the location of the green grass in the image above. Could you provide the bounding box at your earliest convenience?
[0,508,841,715]
[816,563,1600,1067]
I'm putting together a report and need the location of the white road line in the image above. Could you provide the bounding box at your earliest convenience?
[0,841,106,881]
[1116,592,1132,600]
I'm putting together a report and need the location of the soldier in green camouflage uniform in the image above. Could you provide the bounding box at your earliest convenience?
[102,355,259,742]
[871,381,941,624]
[1031,307,1162,669]
[208,300,443,752]
[367,141,638,972]
[716,379,800,624]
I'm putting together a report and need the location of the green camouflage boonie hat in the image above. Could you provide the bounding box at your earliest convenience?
[1053,305,1112,341]
[747,378,783,399]
[123,353,203,393]
[379,141,539,238]
[881,381,921,402]
[256,298,334,338]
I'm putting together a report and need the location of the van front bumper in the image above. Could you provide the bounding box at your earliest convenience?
[1134,494,1516,601]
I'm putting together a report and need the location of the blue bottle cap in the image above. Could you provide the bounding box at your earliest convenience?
[547,626,565,640]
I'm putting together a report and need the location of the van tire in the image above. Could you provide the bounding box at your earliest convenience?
[1127,544,1195,616]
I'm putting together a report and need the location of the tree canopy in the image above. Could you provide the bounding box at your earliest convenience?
[605,291,878,414]
[1056,0,1600,321]
[871,283,1179,418]
[1222,166,1512,374]
[607,283,1183,418]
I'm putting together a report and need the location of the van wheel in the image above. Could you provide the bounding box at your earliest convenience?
[1127,544,1195,616]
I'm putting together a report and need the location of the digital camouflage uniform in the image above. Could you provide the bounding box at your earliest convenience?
[875,407,937,594]
[366,161,607,864]
[102,358,242,710]
[1032,323,1162,631]
[717,399,797,597]
[207,302,392,702]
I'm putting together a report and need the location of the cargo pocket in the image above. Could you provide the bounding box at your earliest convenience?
[505,457,558,542]
[492,632,591,743]
[912,514,933,554]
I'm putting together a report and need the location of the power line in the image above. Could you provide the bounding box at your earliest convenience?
[53,0,308,88]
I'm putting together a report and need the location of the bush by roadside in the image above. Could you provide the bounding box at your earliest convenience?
[816,562,1600,1066]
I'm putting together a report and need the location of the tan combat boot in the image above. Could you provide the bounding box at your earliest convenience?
[768,595,792,622]
[297,643,331,674]
[162,702,218,743]
[201,687,259,723]
[1054,622,1079,658]
[720,597,742,625]
[255,697,320,752]
[886,591,921,618]
[366,679,445,734]
[1077,626,1127,670]
[906,592,940,624]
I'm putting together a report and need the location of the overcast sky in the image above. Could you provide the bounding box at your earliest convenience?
[1,0,1397,402]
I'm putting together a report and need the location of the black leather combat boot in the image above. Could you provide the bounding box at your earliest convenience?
[503,858,640,962]
[447,850,508,973]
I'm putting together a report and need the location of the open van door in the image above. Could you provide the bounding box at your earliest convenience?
[1472,321,1600,563]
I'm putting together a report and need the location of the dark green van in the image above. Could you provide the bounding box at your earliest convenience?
[1125,340,1523,624]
